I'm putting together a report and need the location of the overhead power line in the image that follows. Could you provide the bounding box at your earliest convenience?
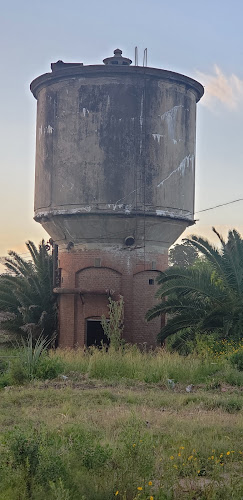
[0,196,242,260]
[194,197,243,215]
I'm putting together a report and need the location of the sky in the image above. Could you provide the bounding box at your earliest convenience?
[1,0,243,262]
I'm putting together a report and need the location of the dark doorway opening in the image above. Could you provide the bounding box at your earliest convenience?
[86,319,110,348]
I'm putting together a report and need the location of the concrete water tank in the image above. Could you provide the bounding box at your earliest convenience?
[30,49,203,347]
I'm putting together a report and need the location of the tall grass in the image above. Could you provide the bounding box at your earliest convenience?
[19,334,55,380]
[1,340,243,388]
[52,345,241,386]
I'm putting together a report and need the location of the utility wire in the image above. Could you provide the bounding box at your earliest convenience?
[36,195,243,219]
[194,197,243,215]
[0,196,242,260]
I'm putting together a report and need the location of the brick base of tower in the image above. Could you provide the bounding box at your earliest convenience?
[56,247,168,348]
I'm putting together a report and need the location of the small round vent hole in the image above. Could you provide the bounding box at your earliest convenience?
[125,236,135,246]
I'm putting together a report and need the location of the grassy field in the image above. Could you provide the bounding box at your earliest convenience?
[0,346,242,499]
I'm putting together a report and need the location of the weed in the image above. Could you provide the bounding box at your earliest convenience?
[101,296,124,350]
[0,358,8,374]
[9,358,28,385]
[49,479,71,500]
[35,354,64,379]
[6,427,40,499]
[224,367,243,386]
[230,350,243,371]
[66,426,113,470]
[0,372,10,388]
[221,398,242,413]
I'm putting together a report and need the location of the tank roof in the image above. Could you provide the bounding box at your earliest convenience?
[30,49,204,102]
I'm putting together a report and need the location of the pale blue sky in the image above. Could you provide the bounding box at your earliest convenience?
[1,0,243,256]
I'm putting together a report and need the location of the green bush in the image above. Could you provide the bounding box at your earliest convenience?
[82,442,112,470]
[223,398,243,413]
[5,427,40,499]
[49,479,71,500]
[230,350,243,371]
[8,354,64,385]
[35,355,64,380]
[225,367,243,386]
[67,427,113,471]
[37,447,67,485]
[116,416,155,486]
[0,357,11,387]
[4,427,69,498]
[0,373,10,388]
[0,358,8,374]
[19,334,55,380]
[9,358,28,385]
[7,428,40,475]
[7,336,62,385]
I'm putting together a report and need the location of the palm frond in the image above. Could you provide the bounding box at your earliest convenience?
[0,240,56,342]
[148,227,243,345]
[158,314,201,342]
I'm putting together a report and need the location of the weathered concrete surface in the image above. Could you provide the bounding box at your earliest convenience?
[31,62,203,249]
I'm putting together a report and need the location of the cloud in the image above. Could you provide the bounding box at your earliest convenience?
[195,65,243,110]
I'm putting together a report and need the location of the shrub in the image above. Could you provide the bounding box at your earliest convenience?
[68,427,113,470]
[82,443,112,470]
[0,354,11,386]
[7,428,40,475]
[0,358,8,374]
[35,354,64,380]
[230,350,243,371]
[19,333,55,380]
[101,296,124,350]
[5,427,69,498]
[225,367,243,386]
[0,372,10,388]
[49,479,71,500]
[37,447,67,485]
[223,398,243,413]
[6,427,41,499]
[116,416,155,486]
[9,358,28,385]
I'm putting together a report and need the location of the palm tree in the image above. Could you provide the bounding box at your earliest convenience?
[146,228,243,343]
[0,241,57,341]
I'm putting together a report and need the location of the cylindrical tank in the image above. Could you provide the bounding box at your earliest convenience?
[30,49,204,348]
[31,50,203,250]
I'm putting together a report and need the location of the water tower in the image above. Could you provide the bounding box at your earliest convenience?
[30,49,203,347]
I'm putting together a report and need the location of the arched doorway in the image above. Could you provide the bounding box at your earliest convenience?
[86,318,110,347]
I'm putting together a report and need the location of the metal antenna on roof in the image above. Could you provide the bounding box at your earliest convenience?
[135,46,138,66]
[143,48,148,67]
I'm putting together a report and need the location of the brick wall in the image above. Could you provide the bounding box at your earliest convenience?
[132,270,161,348]
[58,248,168,347]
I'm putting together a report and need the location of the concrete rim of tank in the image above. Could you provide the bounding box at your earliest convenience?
[30,65,204,102]
[33,209,195,225]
